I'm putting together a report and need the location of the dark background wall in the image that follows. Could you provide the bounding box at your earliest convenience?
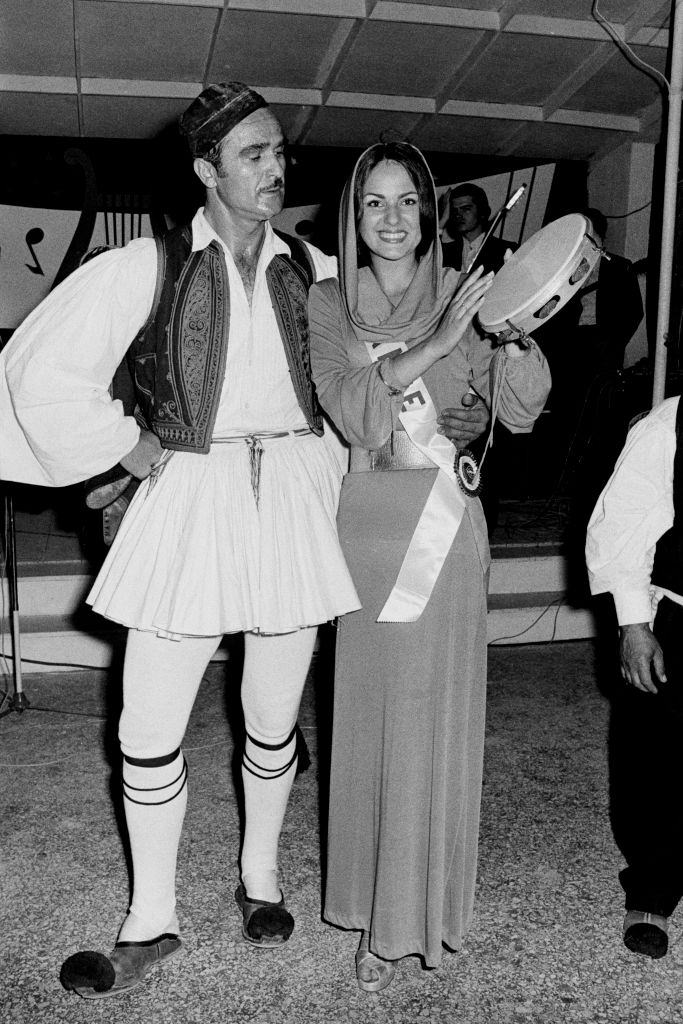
[1,132,589,243]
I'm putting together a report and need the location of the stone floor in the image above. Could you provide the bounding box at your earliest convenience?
[2,639,683,1024]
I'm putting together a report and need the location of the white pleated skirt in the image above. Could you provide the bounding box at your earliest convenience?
[87,431,360,637]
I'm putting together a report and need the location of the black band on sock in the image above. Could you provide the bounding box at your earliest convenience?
[123,757,187,793]
[242,747,298,781]
[123,758,188,806]
[245,726,297,752]
[123,747,181,768]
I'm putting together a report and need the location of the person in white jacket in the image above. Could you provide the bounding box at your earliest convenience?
[586,394,683,960]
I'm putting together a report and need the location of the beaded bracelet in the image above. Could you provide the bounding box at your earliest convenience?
[377,359,403,396]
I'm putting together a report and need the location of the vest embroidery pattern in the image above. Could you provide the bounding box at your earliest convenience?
[267,255,320,430]
[164,245,229,445]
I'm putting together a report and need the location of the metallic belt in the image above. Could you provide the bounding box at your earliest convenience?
[349,431,435,473]
[211,428,313,444]
[212,428,313,505]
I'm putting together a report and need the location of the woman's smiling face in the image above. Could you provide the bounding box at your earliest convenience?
[358,159,422,266]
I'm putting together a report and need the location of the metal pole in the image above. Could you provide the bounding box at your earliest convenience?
[3,491,27,712]
[652,0,683,406]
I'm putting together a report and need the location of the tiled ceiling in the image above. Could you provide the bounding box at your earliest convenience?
[0,0,672,161]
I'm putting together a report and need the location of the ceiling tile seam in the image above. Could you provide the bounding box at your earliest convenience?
[433,30,501,110]
[540,42,614,121]
[204,5,225,87]
[80,79,204,97]
[630,27,668,47]
[440,100,542,121]
[504,15,616,41]
[403,111,436,146]
[79,0,224,6]
[440,101,641,133]
[496,0,524,32]
[258,86,322,105]
[369,2,498,30]
[547,110,641,132]
[0,78,654,133]
[287,105,320,146]
[0,76,78,94]
[639,96,664,130]
[325,91,433,113]
[314,18,362,100]
[225,0,367,15]
[72,0,85,136]
[495,121,537,158]
[73,0,367,11]
[625,0,671,38]
[362,6,670,48]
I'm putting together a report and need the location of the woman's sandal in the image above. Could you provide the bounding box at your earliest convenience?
[355,933,396,993]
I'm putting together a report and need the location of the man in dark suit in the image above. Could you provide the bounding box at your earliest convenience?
[533,207,644,482]
[580,208,644,372]
[441,183,516,275]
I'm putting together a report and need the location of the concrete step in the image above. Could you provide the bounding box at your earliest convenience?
[1,556,596,674]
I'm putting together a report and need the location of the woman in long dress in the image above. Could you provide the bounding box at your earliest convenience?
[309,142,551,990]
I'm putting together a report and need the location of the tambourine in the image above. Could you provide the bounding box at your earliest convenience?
[477,213,602,343]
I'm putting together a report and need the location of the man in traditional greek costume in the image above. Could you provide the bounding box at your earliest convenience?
[0,82,359,997]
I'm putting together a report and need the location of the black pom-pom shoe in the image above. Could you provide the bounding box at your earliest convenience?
[235,883,294,947]
[60,933,182,998]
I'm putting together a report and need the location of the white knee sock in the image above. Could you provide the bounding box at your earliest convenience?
[118,749,187,942]
[117,629,220,942]
[239,628,317,904]
[241,726,298,901]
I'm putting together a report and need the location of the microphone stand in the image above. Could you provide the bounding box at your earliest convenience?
[1,488,29,718]
[460,183,527,282]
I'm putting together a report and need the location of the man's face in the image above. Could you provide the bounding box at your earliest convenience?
[205,107,286,224]
[449,194,482,237]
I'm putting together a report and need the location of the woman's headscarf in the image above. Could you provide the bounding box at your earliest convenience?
[338,141,459,349]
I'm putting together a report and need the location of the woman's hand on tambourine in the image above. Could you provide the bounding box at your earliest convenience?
[120,428,163,480]
[432,266,494,359]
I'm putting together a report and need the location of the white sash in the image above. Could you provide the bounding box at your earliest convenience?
[365,340,470,622]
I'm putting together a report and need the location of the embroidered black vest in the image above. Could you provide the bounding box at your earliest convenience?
[126,225,323,453]
[651,398,683,595]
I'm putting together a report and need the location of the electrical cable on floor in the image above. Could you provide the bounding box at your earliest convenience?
[0,755,80,769]
[489,595,564,645]
[18,703,106,719]
[0,647,108,672]
[0,736,243,771]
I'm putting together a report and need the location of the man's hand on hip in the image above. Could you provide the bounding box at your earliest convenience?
[619,621,667,694]
[120,429,164,480]
[437,393,490,449]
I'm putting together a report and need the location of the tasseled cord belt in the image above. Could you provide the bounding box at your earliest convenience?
[212,428,312,506]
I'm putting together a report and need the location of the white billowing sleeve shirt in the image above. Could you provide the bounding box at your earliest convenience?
[585,396,679,625]
[0,210,336,487]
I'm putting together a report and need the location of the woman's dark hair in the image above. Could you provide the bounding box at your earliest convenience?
[353,142,436,263]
